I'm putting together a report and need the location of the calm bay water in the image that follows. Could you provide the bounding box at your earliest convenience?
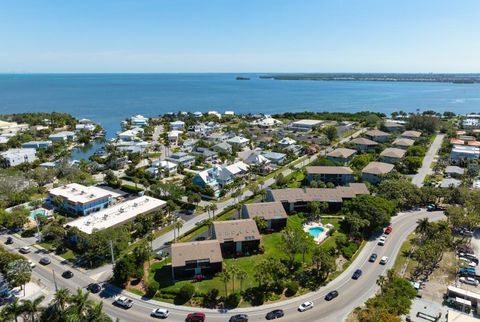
[1,73,480,138]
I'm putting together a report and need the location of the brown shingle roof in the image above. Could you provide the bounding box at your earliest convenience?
[171,240,222,267]
[392,138,415,147]
[401,130,422,138]
[350,137,379,146]
[242,202,288,221]
[306,166,353,175]
[213,219,261,243]
[362,161,395,175]
[267,183,369,203]
[380,148,406,159]
[384,122,404,129]
[327,148,357,159]
[366,129,390,137]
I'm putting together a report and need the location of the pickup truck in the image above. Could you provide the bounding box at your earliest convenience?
[114,296,133,309]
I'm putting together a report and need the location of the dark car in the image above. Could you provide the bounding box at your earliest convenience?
[369,253,378,263]
[352,269,362,280]
[229,314,248,322]
[266,309,284,320]
[62,270,74,279]
[325,290,339,301]
[5,237,13,244]
[186,312,205,322]
[39,257,51,265]
[87,283,102,293]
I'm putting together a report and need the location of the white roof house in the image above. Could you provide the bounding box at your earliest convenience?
[65,196,166,234]
[451,145,480,161]
[225,111,235,116]
[170,121,185,130]
[289,119,323,131]
[245,152,271,165]
[226,136,250,146]
[168,130,183,141]
[278,137,296,146]
[0,148,37,167]
[130,115,148,126]
[251,116,282,127]
[118,128,142,141]
[48,131,76,142]
[208,111,222,119]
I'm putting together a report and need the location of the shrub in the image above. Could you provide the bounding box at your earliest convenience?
[225,292,241,308]
[146,281,159,297]
[121,184,144,194]
[285,281,299,297]
[202,288,219,308]
[341,242,358,260]
[178,283,195,302]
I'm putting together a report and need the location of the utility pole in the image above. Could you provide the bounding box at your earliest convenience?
[52,270,58,292]
[109,240,115,266]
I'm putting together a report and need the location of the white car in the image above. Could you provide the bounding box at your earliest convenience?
[151,308,170,318]
[298,301,314,312]
[28,260,36,269]
[19,246,31,254]
[114,296,133,309]
[460,277,479,286]
[380,256,389,265]
[378,236,386,246]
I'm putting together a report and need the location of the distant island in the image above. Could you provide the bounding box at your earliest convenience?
[259,73,480,84]
[236,76,250,80]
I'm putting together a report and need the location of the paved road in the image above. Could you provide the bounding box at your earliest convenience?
[151,127,367,251]
[0,209,445,322]
[411,134,444,187]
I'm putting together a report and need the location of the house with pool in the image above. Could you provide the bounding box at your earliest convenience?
[47,183,121,216]
[265,183,369,212]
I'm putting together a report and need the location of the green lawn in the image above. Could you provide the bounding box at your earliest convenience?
[393,232,416,276]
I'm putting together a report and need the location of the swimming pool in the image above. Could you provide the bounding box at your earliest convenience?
[30,209,46,220]
[308,226,325,238]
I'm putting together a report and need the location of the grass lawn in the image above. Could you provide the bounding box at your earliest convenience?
[393,232,417,277]
[37,241,77,261]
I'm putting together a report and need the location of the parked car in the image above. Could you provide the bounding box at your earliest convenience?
[185,312,205,322]
[62,270,74,279]
[378,236,386,246]
[114,296,133,309]
[87,283,102,293]
[5,237,13,244]
[380,256,389,265]
[19,246,31,254]
[266,309,284,320]
[369,253,378,262]
[460,277,479,286]
[298,301,314,312]
[325,290,339,301]
[229,314,248,322]
[384,226,392,235]
[352,269,362,280]
[459,267,476,274]
[39,257,51,265]
[151,308,170,318]
[426,204,436,211]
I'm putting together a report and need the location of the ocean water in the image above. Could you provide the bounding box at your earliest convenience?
[1,73,480,138]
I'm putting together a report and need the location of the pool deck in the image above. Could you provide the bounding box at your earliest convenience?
[304,221,330,244]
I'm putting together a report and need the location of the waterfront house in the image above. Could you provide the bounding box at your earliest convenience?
[212,219,261,256]
[21,140,52,150]
[165,152,196,168]
[380,148,406,164]
[349,137,379,152]
[361,161,395,184]
[266,183,369,212]
[130,115,149,127]
[170,120,185,130]
[118,128,143,141]
[326,148,357,165]
[365,129,391,143]
[171,240,223,280]
[392,138,415,149]
[401,130,422,140]
[306,166,354,186]
[0,148,37,167]
[48,131,76,142]
[48,183,121,216]
[241,202,288,231]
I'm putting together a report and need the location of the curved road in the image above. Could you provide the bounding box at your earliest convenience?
[0,209,445,322]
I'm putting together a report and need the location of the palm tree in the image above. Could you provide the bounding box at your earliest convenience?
[174,219,184,241]
[21,295,45,322]
[229,265,240,293]
[210,203,218,219]
[237,269,247,292]
[67,288,93,320]
[2,298,23,322]
[86,302,108,321]
[415,217,431,242]
[53,288,70,313]
[219,270,231,297]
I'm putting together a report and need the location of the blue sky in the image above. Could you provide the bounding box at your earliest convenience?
[0,0,479,73]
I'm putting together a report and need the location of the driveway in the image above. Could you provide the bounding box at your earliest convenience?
[411,134,444,187]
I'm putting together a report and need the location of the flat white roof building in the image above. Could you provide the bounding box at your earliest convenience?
[49,183,121,205]
[289,119,323,131]
[0,148,37,167]
[65,196,166,234]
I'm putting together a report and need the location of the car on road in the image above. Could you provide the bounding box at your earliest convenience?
[427,204,436,211]
[62,270,74,279]
[380,256,389,265]
[39,257,51,265]
[19,246,31,254]
[369,253,378,262]
[151,308,170,318]
[352,269,362,280]
[459,277,479,286]
[266,309,284,320]
[87,283,102,293]
[229,314,248,322]
[28,260,36,269]
[185,312,205,322]
[384,226,392,235]
[298,301,314,312]
[378,236,386,246]
[325,290,339,301]
[113,296,133,309]
[195,236,206,241]
[5,237,13,244]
